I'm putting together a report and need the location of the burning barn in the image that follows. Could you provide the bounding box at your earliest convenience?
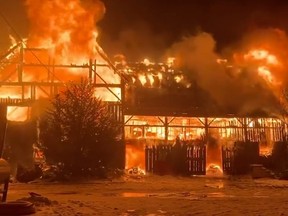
[1,42,288,176]
[120,53,288,175]
[0,0,125,176]
[0,1,288,177]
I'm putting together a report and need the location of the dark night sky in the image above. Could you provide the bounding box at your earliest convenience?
[1,0,288,60]
[99,0,288,54]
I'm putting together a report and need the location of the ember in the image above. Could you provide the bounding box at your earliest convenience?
[206,163,223,176]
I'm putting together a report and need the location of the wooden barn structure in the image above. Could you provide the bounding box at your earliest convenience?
[0,42,288,175]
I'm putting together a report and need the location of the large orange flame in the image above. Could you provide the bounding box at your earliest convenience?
[125,144,145,171]
[234,46,287,115]
[25,0,105,64]
[243,48,281,84]
[0,0,121,122]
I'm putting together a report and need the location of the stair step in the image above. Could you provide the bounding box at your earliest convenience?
[250,164,275,178]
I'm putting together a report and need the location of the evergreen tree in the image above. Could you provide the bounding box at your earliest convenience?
[39,80,120,177]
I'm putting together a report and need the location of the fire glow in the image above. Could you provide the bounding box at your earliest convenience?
[125,144,145,172]
[7,106,30,122]
[244,48,280,84]
[124,116,283,174]
[0,0,120,122]
[1,1,288,175]
[25,0,105,64]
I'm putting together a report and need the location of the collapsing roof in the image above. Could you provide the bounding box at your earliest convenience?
[120,61,286,117]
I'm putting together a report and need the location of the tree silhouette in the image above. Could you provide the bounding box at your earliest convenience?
[39,80,120,177]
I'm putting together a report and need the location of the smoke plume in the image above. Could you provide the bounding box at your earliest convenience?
[100,22,168,62]
[165,30,284,115]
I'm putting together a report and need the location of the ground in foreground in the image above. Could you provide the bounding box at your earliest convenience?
[5,174,288,216]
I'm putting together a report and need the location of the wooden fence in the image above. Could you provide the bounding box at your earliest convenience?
[222,146,235,175]
[145,144,206,175]
[187,145,206,175]
[222,141,260,175]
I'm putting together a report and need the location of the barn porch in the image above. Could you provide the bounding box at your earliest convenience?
[124,115,288,176]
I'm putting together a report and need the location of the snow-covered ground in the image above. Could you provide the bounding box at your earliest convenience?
[5,174,288,216]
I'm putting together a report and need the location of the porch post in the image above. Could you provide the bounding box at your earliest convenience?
[164,117,168,144]
[0,105,7,157]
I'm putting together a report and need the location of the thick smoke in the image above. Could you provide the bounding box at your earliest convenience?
[23,0,288,115]
[236,28,288,85]
[233,28,288,114]
[100,22,168,62]
[165,31,283,115]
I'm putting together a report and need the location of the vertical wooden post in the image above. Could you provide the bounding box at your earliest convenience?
[0,105,7,157]
[18,43,23,83]
[244,118,248,142]
[94,60,97,84]
[164,117,168,144]
[21,84,25,101]
[145,145,148,172]
[119,76,125,169]
[204,117,209,142]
